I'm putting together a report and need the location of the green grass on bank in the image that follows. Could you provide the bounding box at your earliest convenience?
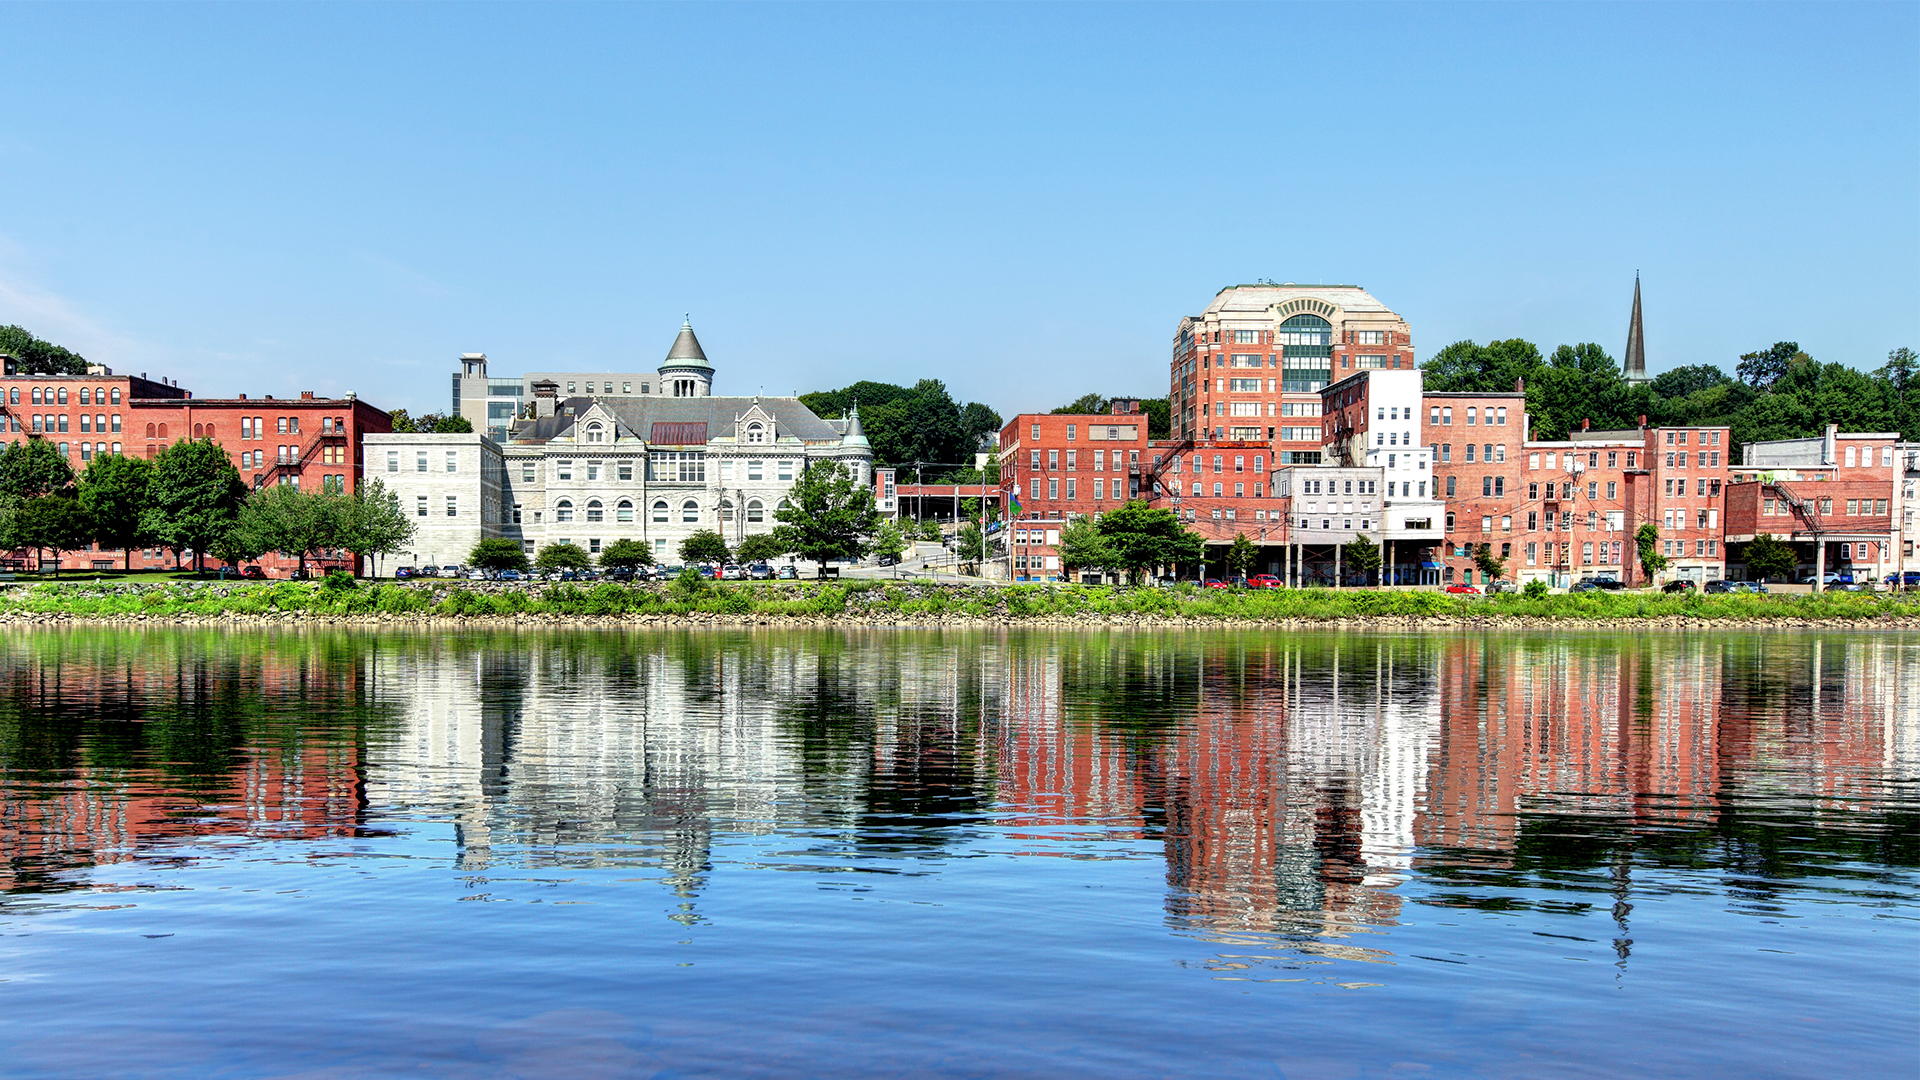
[0,578,1913,623]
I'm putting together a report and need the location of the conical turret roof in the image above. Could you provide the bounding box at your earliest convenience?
[661,318,712,371]
[842,402,870,449]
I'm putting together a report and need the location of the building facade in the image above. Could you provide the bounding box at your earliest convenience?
[377,323,872,568]
[450,321,723,443]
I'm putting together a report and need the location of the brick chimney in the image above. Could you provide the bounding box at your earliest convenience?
[1582,418,1591,432]
[1638,414,1648,429]
[300,391,315,400]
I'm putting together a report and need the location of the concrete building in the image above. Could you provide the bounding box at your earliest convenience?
[378,322,872,568]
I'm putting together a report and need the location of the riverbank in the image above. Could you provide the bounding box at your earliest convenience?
[0,578,1913,628]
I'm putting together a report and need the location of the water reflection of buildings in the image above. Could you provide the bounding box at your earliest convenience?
[994,635,1442,937]
[0,634,372,891]
[1418,634,1918,855]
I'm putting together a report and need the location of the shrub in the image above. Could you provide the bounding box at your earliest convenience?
[1523,579,1550,599]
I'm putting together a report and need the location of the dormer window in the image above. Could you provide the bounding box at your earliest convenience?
[584,423,604,444]
[746,422,766,444]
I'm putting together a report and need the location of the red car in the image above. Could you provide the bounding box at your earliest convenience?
[1445,583,1481,594]
[1247,574,1282,589]
[1204,579,1230,589]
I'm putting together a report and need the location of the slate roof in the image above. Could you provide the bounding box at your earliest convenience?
[509,396,845,445]
[661,320,712,370]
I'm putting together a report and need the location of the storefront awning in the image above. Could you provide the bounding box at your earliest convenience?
[1420,561,1441,569]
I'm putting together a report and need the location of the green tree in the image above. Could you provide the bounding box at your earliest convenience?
[678,529,731,565]
[1874,347,1918,440]
[337,478,415,575]
[1052,393,1108,415]
[1650,364,1732,399]
[77,453,154,570]
[959,402,1003,448]
[535,542,592,575]
[386,409,415,435]
[1736,342,1807,391]
[238,484,339,579]
[468,537,532,574]
[2,496,91,575]
[734,533,785,565]
[771,461,878,573]
[1056,515,1112,573]
[1137,397,1171,440]
[1473,542,1507,582]
[433,414,474,434]
[1093,501,1205,583]
[1635,523,1668,583]
[0,438,77,503]
[1342,535,1382,585]
[142,440,247,573]
[208,520,268,574]
[1741,533,1797,583]
[1224,533,1258,580]
[955,520,992,566]
[0,325,90,376]
[867,520,908,563]
[599,538,655,571]
[799,380,983,480]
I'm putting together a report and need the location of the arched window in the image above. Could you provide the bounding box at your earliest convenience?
[720,499,735,522]
[616,499,634,523]
[193,424,203,437]
[652,500,669,523]
[746,422,765,444]
[145,422,157,438]
[157,423,168,438]
[747,499,764,523]
[586,499,604,523]
[681,499,699,522]
[585,423,604,444]
[556,499,574,523]
[203,424,214,439]
[6,388,15,404]
[30,388,41,405]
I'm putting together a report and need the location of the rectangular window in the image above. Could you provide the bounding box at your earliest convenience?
[1527,511,1538,531]
[1030,478,1041,502]
[1048,479,1059,500]
[1233,330,1260,344]
[557,460,573,480]
[1607,481,1617,500]
[1066,451,1077,471]
[447,496,457,517]
[416,496,427,517]
[446,451,458,473]
[1066,425,1076,441]
[387,452,398,473]
[1465,444,1476,463]
[1066,480,1076,499]
[416,452,428,472]
[619,462,633,481]
[1228,378,1261,392]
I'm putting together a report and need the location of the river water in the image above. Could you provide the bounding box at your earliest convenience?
[0,627,1913,1079]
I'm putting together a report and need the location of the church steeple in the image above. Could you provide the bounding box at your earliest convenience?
[1623,275,1650,386]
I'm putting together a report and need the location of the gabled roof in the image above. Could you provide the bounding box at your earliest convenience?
[510,395,844,445]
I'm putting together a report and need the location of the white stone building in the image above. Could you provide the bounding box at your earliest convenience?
[374,322,872,568]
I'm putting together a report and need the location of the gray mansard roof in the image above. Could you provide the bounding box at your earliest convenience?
[509,395,848,446]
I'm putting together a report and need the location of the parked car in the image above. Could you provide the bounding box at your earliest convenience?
[498,569,523,582]
[1883,570,1920,588]
[1801,571,1852,586]
[1662,579,1697,594]
[1246,574,1282,589]
[1704,580,1736,594]
[777,565,799,580]
[240,565,267,580]
[749,563,774,580]
[1444,583,1481,594]
[416,565,439,578]
[466,569,488,580]
[441,566,462,578]
[1571,577,1625,593]
[1204,579,1229,590]
[721,564,746,581]
[877,554,899,567]
[1485,579,1517,594]
[605,566,636,582]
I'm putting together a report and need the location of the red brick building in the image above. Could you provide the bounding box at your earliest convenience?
[1424,390,1527,585]
[998,406,1150,580]
[0,363,393,572]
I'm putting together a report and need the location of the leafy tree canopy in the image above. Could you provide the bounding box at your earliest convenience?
[1092,501,1204,582]
[1052,393,1109,415]
[0,439,77,504]
[678,529,731,566]
[534,542,592,574]
[78,453,154,569]
[337,478,415,564]
[771,461,878,570]
[433,414,474,434]
[801,379,997,478]
[1056,515,1111,572]
[468,537,531,573]
[0,325,90,376]
[733,533,786,565]
[1225,533,1259,578]
[1741,533,1797,582]
[141,440,247,572]
[1342,535,1382,581]
[1,496,91,575]
[598,538,654,570]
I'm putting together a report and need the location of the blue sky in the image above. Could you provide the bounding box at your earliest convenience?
[1,3,1914,418]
